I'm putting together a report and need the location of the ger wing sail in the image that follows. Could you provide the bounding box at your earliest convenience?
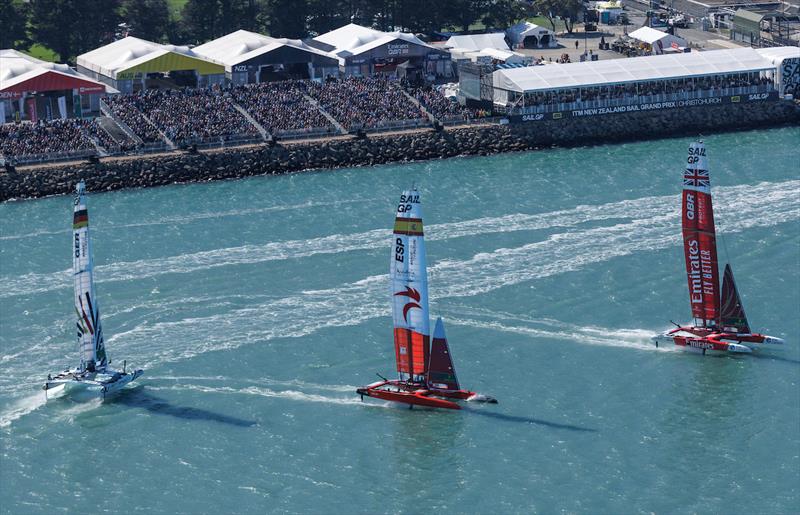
[73,181,107,372]
[681,141,721,326]
[390,189,430,380]
[720,264,751,334]
[427,317,460,391]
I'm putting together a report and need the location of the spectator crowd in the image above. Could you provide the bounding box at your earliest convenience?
[107,86,258,146]
[305,77,427,130]
[229,81,334,135]
[0,119,97,160]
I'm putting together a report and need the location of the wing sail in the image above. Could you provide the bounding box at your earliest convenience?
[390,189,430,379]
[73,181,106,371]
[720,264,751,334]
[427,318,460,391]
[681,141,720,326]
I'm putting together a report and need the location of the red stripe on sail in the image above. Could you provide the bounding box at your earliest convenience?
[393,328,429,376]
[428,336,460,391]
[682,180,720,322]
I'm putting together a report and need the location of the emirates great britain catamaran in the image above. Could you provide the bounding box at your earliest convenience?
[43,181,143,399]
[652,142,784,354]
[356,189,496,409]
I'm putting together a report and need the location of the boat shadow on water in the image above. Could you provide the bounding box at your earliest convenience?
[114,386,257,427]
[461,406,597,433]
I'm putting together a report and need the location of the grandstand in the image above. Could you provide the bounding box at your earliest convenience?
[492,47,795,116]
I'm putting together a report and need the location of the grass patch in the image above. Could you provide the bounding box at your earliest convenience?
[528,16,566,33]
[26,43,59,62]
[167,0,187,18]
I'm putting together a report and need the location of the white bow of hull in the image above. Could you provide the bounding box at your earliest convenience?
[44,368,143,399]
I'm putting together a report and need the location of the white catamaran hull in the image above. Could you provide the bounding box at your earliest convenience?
[44,369,143,399]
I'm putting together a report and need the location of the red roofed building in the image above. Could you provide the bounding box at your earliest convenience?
[0,49,110,123]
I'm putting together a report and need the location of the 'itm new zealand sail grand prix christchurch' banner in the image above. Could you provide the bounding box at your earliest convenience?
[508,91,779,123]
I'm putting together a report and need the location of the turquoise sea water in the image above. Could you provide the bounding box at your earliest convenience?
[1,127,799,514]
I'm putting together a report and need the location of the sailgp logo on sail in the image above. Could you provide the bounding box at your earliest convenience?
[395,286,421,322]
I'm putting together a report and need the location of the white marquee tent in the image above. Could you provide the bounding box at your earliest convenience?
[628,27,688,53]
[506,22,557,49]
[445,33,510,51]
[493,47,774,100]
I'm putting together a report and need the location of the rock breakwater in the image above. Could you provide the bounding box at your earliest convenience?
[2,100,797,201]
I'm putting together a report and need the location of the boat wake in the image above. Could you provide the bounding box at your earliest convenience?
[147,383,383,408]
[0,393,48,429]
[4,180,797,299]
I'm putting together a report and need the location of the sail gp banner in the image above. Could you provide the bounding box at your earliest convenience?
[508,91,779,123]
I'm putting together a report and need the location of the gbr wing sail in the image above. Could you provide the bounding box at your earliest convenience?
[73,181,107,371]
[681,142,720,326]
[427,317,460,391]
[720,264,751,334]
[390,189,430,380]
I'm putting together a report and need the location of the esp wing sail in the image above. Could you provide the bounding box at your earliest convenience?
[390,189,430,379]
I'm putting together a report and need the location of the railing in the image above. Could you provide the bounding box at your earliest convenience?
[513,85,776,116]
[2,149,96,166]
[273,126,338,140]
[99,99,144,146]
[357,118,432,133]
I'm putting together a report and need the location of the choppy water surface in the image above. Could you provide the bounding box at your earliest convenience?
[1,127,799,514]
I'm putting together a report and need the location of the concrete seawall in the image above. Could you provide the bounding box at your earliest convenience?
[2,100,798,201]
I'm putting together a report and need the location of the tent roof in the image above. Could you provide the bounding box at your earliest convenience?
[755,46,800,63]
[193,29,337,69]
[493,47,774,93]
[77,37,223,79]
[445,33,509,51]
[628,26,683,44]
[311,23,436,64]
[0,49,108,95]
[507,22,554,38]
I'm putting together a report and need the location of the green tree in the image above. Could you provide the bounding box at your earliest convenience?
[533,0,582,33]
[481,0,525,30]
[182,0,264,43]
[29,0,120,63]
[265,0,308,38]
[0,0,30,49]
[121,0,170,42]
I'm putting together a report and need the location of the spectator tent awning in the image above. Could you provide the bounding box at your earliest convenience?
[311,23,439,65]
[445,33,510,51]
[77,37,224,80]
[0,49,108,99]
[628,26,688,49]
[493,47,775,94]
[193,30,338,71]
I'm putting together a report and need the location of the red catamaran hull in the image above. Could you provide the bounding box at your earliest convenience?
[655,326,783,354]
[356,380,491,410]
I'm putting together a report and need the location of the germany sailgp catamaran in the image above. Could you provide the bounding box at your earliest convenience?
[356,189,496,409]
[43,181,143,398]
[652,142,784,354]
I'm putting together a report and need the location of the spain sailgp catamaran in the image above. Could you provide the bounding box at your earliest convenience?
[43,181,143,398]
[356,189,496,409]
[652,142,784,354]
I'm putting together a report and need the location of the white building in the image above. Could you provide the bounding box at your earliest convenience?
[628,27,688,54]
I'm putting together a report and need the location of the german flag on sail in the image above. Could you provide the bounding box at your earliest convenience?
[394,218,423,236]
[73,209,88,229]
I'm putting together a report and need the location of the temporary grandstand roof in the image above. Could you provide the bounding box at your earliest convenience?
[445,33,510,51]
[311,23,435,63]
[493,47,774,93]
[506,22,555,46]
[628,26,687,48]
[755,45,800,63]
[0,49,108,98]
[77,37,224,79]
[193,30,338,70]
